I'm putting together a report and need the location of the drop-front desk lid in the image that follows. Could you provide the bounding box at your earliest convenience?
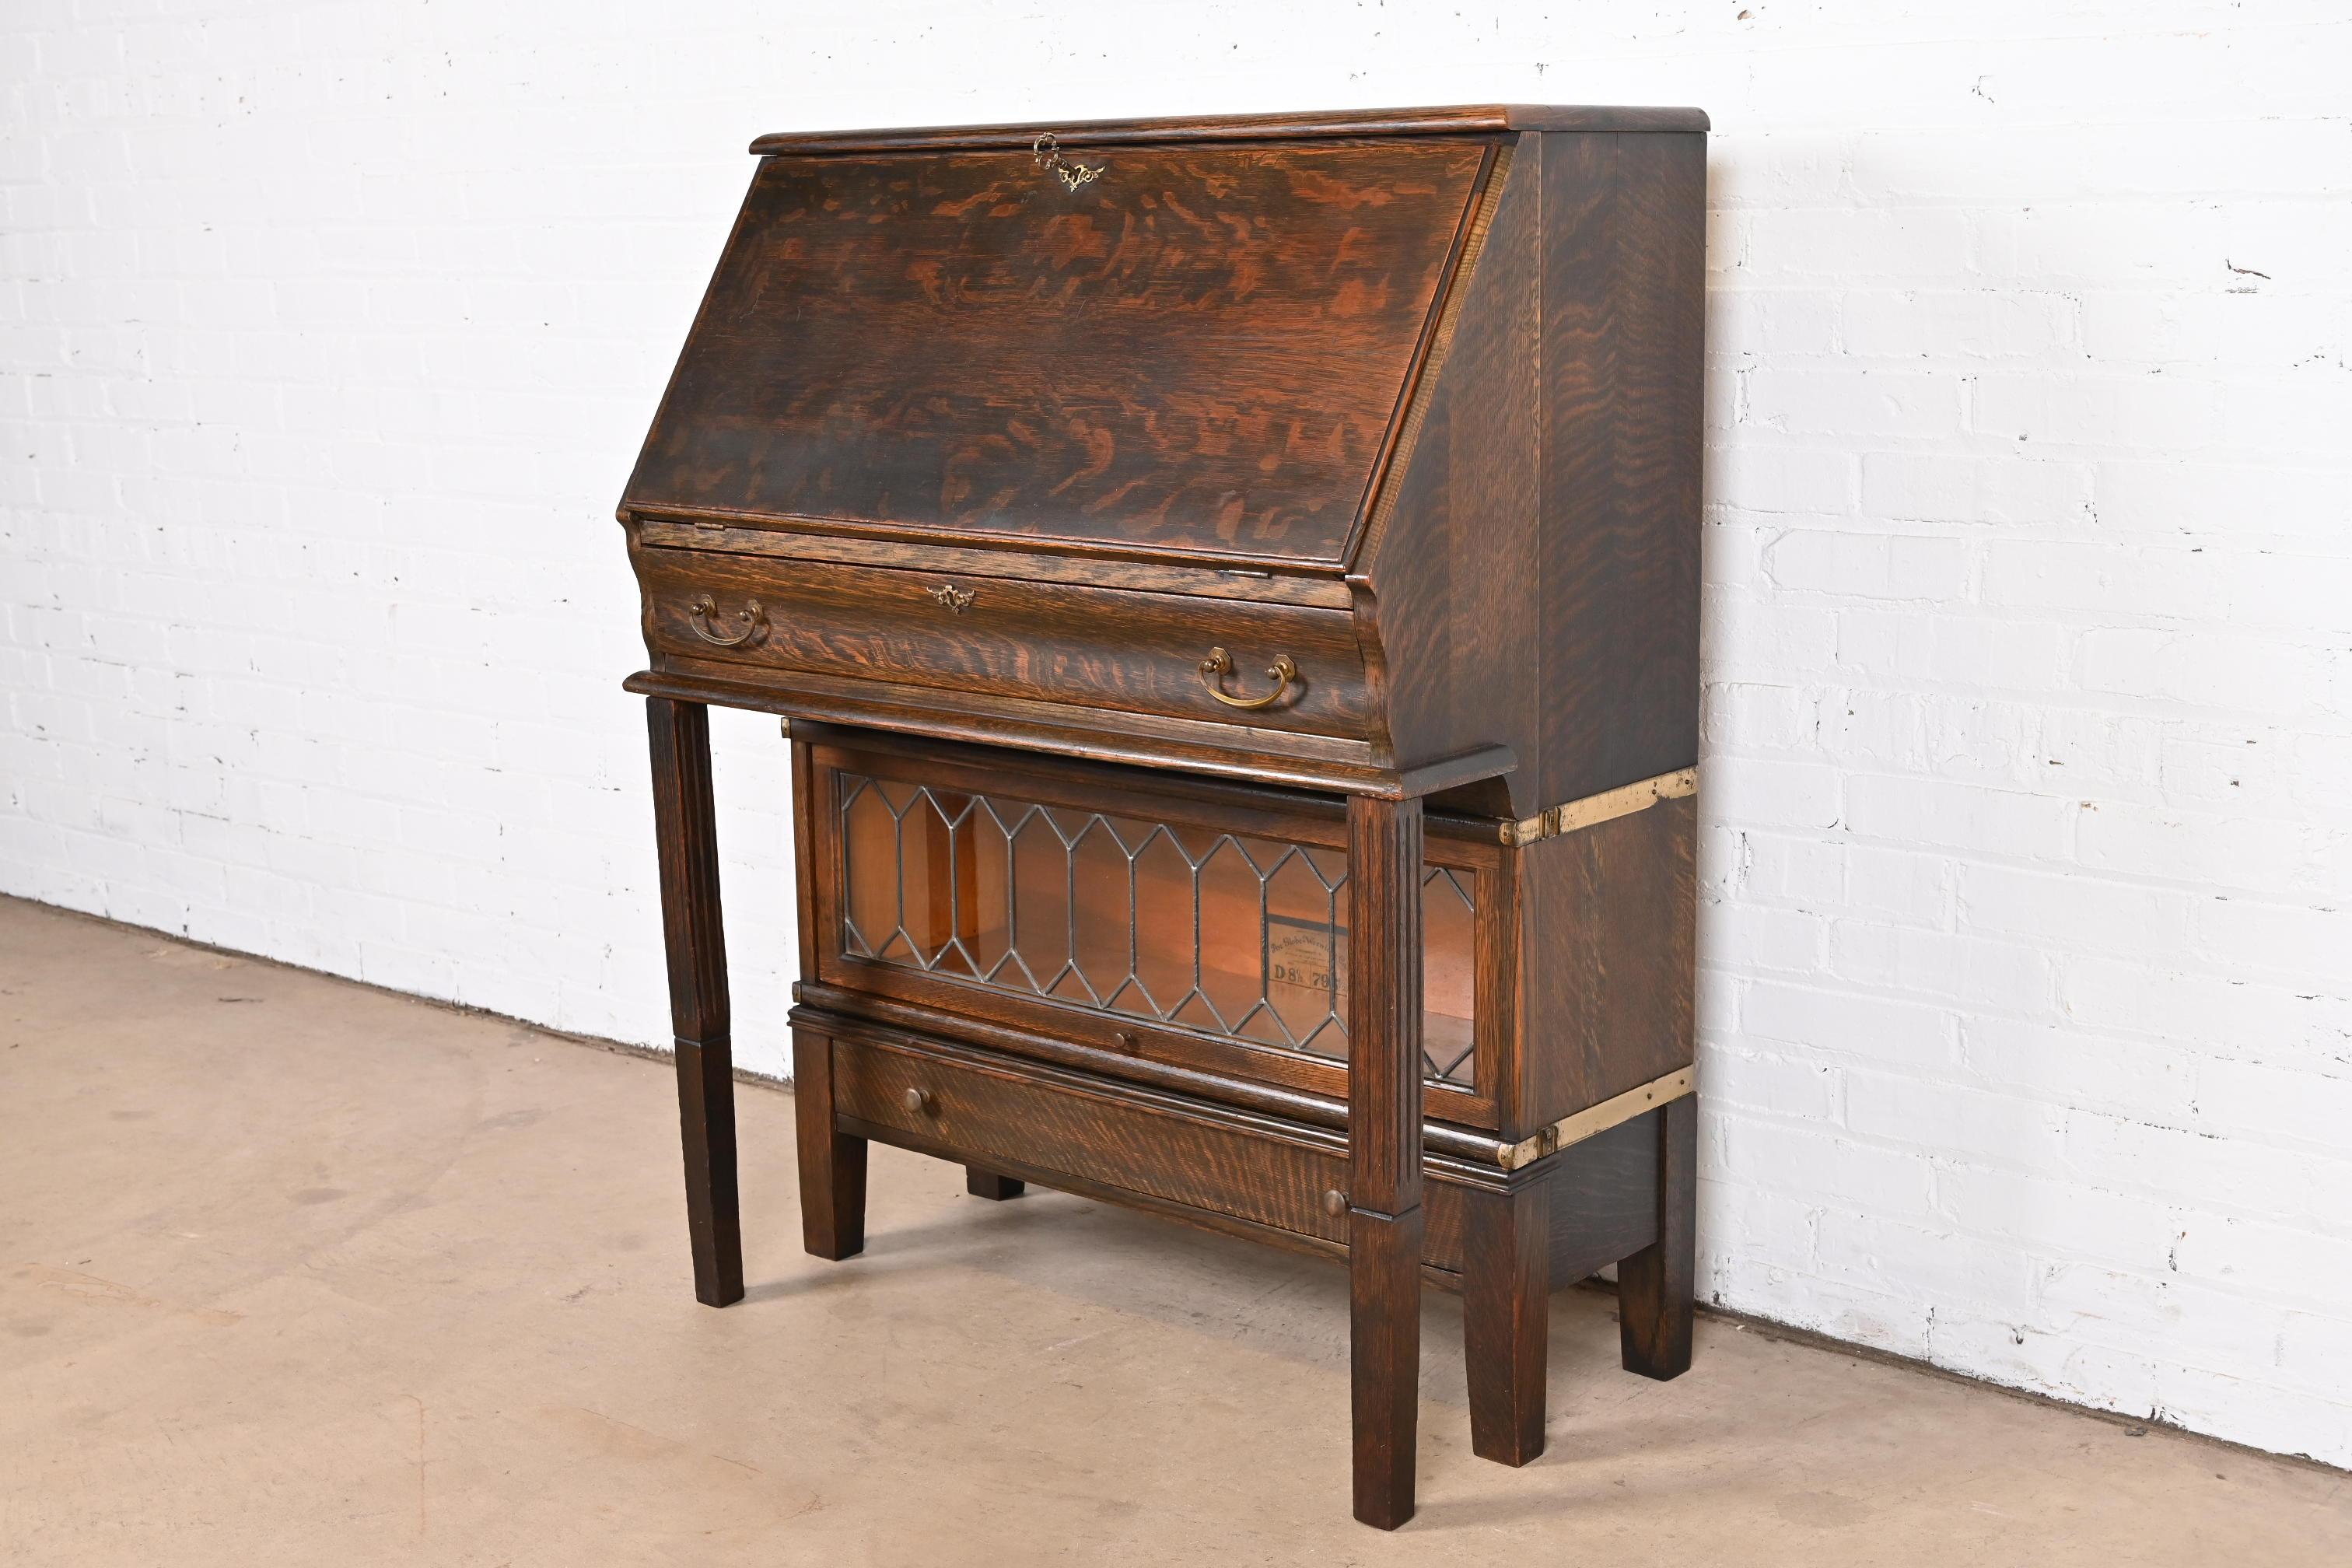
[624,124,1489,568]
[621,107,1709,808]
[622,104,1699,571]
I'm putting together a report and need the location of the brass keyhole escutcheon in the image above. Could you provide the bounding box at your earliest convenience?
[1032,131,1104,192]
[1199,647,1299,710]
[928,583,975,614]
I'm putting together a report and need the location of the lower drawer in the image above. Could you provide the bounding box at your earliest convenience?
[828,1030,1472,1270]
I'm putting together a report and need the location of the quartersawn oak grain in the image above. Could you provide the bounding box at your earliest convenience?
[625,140,1488,564]
[622,106,1704,1534]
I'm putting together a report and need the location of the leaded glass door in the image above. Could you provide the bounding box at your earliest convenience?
[805,737,1506,1129]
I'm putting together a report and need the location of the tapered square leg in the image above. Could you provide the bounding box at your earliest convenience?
[792,1027,868,1260]
[1619,1094,1696,1380]
[646,697,744,1308]
[1463,1172,1552,1465]
[1349,1204,1423,1528]
[1346,794,1426,1531]
[965,1167,1024,1200]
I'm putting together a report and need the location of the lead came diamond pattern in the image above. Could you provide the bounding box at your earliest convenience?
[838,774,1479,1090]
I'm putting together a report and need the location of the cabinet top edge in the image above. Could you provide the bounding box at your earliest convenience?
[747,103,1710,156]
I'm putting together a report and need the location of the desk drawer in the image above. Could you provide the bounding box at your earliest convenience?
[830,1031,1360,1248]
[633,544,1370,739]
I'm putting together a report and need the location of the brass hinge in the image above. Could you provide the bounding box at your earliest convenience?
[1495,1066,1695,1171]
[1498,766,1697,848]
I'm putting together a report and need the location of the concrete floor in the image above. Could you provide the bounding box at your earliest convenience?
[2,896,2345,1566]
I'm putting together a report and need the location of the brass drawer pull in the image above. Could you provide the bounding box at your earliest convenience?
[1198,647,1298,710]
[688,593,767,649]
[902,1086,936,1116]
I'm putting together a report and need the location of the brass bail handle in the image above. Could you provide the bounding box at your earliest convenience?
[1198,647,1299,710]
[688,592,766,649]
[1032,131,1104,191]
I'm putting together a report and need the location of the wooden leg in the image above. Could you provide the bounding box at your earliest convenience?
[792,1027,868,1260]
[1619,1094,1696,1380]
[964,1167,1024,1201]
[1463,1172,1552,1465]
[646,697,744,1308]
[1346,794,1425,1531]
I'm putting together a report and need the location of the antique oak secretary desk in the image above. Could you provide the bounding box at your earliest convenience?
[619,105,1706,1529]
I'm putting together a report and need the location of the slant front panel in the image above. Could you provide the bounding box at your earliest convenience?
[624,139,1489,562]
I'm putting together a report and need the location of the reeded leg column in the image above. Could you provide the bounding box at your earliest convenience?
[1619,1094,1697,1379]
[792,1026,868,1258]
[1345,794,1425,1530]
[646,697,744,1307]
[1462,1171,1553,1465]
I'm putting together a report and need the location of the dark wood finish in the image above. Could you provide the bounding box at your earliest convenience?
[801,1006,1662,1283]
[964,1167,1024,1200]
[1462,1170,1552,1465]
[789,733,821,975]
[1619,1093,1697,1381]
[1551,1112,1664,1285]
[629,661,1387,798]
[645,697,744,1307]
[835,1027,1360,1250]
[792,1025,868,1259]
[626,113,1705,815]
[1513,792,1698,1139]
[635,541,1372,739]
[747,104,1710,156]
[1535,131,1706,810]
[793,980,1508,1166]
[621,107,1705,1528]
[1352,135,1539,813]
[1346,795,1425,1529]
[626,141,1486,565]
[1349,1208,1422,1530]
[637,517,1356,606]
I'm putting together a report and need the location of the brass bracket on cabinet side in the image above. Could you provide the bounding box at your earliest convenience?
[1497,766,1697,848]
[1493,1066,1695,1171]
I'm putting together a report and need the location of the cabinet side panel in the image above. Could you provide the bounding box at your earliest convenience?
[1538,131,1706,806]
[1356,137,1542,817]
[1512,794,1696,1136]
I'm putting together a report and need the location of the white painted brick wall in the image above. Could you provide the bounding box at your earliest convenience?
[4,0,2348,1468]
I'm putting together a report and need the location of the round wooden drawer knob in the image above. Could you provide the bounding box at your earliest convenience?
[1323,1188,1349,1217]
[902,1087,936,1116]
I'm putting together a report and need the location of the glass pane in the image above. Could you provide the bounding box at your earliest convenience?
[1009,805,1073,996]
[1066,817,1130,1008]
[1130,827,1196,1017]
[1194,838,1262,1033]
[1422,866,1478,1087]
[834,772,1482,1093]
[840,779,898,960]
